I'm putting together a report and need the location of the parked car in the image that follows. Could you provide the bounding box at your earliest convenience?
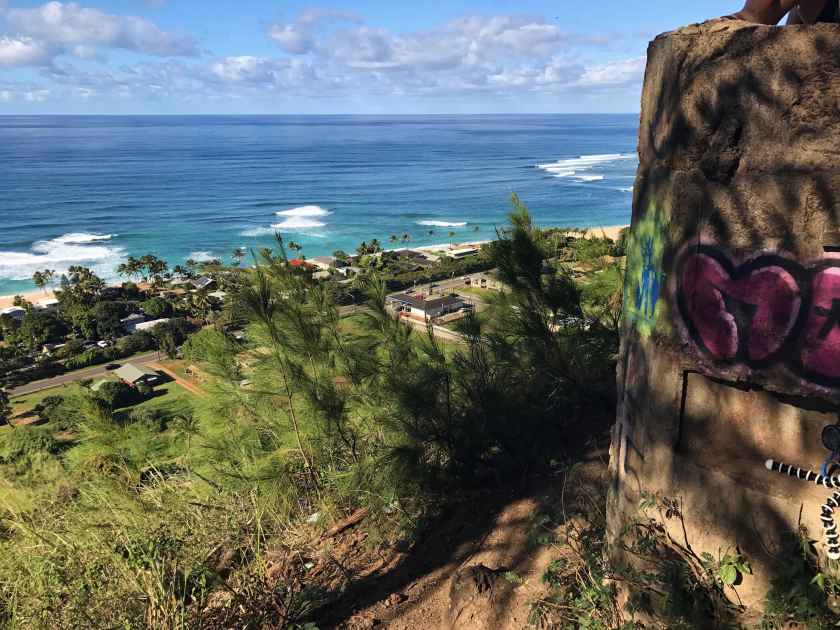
[104,363,121,371]
[97,340,111,348]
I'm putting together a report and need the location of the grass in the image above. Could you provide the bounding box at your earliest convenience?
[456,285,496,300]
[338,313,371,338]
[115,381,196,418]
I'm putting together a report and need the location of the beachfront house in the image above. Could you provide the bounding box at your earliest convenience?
[446,246,480,260]
[309,256,347,272]
[192,276,216,291]
[35,297,60,311]
[0,306,26,321]
[386,293,471,321]
[115,363,159,386]
[121,312,147,333]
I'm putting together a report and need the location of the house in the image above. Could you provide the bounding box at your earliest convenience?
[309,256,347,271]
[192,276,216,291]
[115,363,159,386]
[207,290,227,302]
[35,297,59,311]
[0,306,26,321]
[386,293,471,321]
[464,271,504,291]
[446,246,480,260]
[133,318,170,332]
[312,270,332,281]
[121,312,147,333]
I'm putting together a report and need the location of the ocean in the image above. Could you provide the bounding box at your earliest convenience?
[0,114,639,295]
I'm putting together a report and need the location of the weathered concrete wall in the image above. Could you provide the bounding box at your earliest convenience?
[609,19,840,607]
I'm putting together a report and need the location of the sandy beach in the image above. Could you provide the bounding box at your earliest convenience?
[0,225,629,309]
[0,289,56,311]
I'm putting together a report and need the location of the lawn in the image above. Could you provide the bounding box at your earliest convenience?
[456,286,497,301]
[115,381,196,420]
[338,312,371,338]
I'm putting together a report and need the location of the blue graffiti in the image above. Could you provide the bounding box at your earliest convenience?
[635,237,660,319]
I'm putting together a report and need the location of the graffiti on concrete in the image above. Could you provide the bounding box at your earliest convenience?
[625,204,667,336]
[677,245,840,386]
[635,237,661,319]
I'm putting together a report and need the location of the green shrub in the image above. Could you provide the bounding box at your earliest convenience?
[1,425,60,463]
[34,395,65,422]
[128,407,166,432]
[96,381,144,409]
[64,348,105,371]
[116,331,156,356]
[142,297,173,319]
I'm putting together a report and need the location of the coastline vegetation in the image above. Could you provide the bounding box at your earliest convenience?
[0,196,631,628]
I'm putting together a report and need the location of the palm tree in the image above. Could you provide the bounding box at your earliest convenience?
[232,248,245,267]
[32,271,46,294]
[389,235,398,244]
[117,256,141,282]
[190,288,213,325]
[428,230,435,236]
[369,239,382,254]
[473,225,481,233]
[448,231,456,244]
[288,241,302,255]
[401,233,411,243]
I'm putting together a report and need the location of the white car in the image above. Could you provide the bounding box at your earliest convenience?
[97,340,111,348]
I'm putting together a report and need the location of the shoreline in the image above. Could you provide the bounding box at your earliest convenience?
[1,225,629,308]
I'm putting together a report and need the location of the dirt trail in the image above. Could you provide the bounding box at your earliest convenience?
[306,446,609,630]
[147,362,205,396]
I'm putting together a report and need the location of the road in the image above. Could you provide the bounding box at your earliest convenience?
[8,351,162,397]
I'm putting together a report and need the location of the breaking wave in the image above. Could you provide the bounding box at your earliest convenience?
[240,226,276,237]
[272,217,327,230]
[276,205,331,218]
[188,251,217,262]
[0,233,124,281]
[537,153,636,183]
[417,220,468,228]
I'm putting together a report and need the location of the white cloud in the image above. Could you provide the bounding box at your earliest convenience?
[266,24,314,55]
[0,9,646,110]
[2,1,197,65]
[0,36,51,66]
[578,56,646,87]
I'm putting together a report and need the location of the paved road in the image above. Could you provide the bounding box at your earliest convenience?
[8,351,162,397]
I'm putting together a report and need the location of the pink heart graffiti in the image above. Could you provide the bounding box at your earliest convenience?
[677,246,840,386]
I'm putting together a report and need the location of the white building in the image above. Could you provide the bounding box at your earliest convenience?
[133,318,171,332]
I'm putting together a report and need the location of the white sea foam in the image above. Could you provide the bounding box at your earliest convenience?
[619,186,634,193]
[188,251,217,262]
[240,226,277,237]
[537,153,636,183]
[272,217,327,230]
[52,233,114,244]
[276,205,331,218]
[0,233,124,281]
[417,220,468,228]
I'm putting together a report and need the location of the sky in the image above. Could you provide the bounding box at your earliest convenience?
[0,1,742,114]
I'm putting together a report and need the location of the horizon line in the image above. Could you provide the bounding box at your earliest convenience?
[0,112,641,117]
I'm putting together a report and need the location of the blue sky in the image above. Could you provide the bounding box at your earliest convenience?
[0,1,740,114]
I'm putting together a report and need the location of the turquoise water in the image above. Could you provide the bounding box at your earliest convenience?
[0,114,638,295]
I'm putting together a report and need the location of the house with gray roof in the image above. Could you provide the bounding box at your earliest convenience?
[115,363,159,386]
